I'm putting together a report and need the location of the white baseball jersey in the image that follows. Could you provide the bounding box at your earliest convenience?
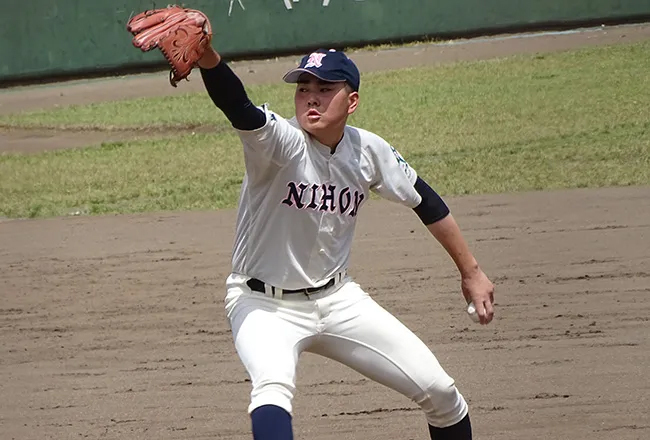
[231,105,421,289]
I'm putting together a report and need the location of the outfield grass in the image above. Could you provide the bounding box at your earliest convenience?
[1,41,649,218]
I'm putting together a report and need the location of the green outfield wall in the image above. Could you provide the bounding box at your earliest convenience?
[2,0,650,82]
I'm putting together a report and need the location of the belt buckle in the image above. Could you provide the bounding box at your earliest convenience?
[304,278,333,298]
[289,285,320,299]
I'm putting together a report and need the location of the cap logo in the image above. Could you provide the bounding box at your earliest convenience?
[304,52,326,68]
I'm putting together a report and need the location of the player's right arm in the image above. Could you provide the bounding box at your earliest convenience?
[197,47,303,167]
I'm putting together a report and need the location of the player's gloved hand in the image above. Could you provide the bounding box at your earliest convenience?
[461,268,495,325]
[126,5,213,87]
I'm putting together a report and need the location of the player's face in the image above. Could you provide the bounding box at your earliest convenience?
[294,75,359,147]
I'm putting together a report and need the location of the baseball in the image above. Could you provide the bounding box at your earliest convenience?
[466,302,480,323]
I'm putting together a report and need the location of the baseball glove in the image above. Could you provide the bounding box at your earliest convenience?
[126,5,213,87]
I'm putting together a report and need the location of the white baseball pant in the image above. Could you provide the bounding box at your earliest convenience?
[224,273,468,428]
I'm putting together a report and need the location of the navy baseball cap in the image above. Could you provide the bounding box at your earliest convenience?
[283,49,360,92]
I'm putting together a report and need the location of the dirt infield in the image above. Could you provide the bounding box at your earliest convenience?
[1,24,650,440]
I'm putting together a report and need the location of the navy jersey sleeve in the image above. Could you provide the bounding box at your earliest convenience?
[200,62,266,131]
[412,177,450,225]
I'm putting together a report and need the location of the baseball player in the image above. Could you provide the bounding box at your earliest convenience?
[196,44,495,440]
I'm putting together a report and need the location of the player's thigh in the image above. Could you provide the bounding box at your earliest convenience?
[225,281,317,388]
[312,283,455,398]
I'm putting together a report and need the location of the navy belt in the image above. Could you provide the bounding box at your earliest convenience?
[246,277,335,296]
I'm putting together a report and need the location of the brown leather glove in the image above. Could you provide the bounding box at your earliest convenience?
[127,5,213,87]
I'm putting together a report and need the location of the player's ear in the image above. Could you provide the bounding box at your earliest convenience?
[347,91,359,115]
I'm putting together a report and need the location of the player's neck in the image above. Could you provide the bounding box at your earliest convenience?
[309,126,345,152]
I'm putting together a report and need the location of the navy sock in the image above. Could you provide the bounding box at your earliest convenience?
[428,413,472,440]
[250,404,293,440]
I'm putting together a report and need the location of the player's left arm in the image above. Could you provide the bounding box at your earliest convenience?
[198,48,266,130]
[413,178,495,325]
[369,140,495,324]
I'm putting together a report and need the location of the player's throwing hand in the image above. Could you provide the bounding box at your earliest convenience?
[462,267,495,325]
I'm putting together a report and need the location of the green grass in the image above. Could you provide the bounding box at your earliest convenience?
[1,41,649,218]
[0,133,245,218]
[0,86,294,131]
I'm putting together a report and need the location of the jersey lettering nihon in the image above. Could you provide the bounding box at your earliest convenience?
[232,105,422,289]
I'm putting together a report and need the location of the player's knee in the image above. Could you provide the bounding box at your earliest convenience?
[414,377,468,428]
[248,381,295,416]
